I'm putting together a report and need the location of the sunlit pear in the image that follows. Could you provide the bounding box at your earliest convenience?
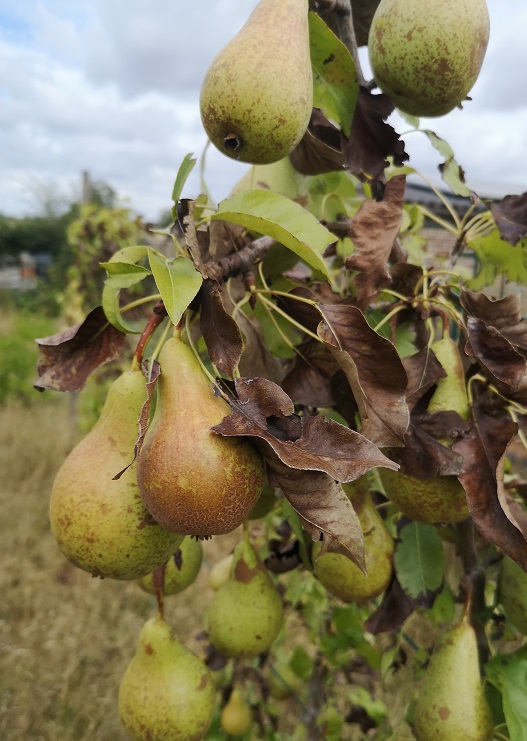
[118,616,215,741]
[137,335,264,537]
[200,0,312,164]
[208,553,234,591]
[207,539,283,658]
[413,612,494,741]
[220,688,252,737]
[379,468,469,524]
[313,478,394,602]
[137,537,203,596]
[428,335,469,421]
[499,555,527,635]
[49,370,183,580]
[368,0,490,117]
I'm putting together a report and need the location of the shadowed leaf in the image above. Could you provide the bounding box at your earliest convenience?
[199,279,243,378]
[461,290,527,354]
[365,574,418,634]
[394,522,444,598]
[35,306,126,392]
[492,191,527,245]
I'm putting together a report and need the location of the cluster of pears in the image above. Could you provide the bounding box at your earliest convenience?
[380,335,470,524]
[368,0,490,117]
[313,477,395,602]
[200,0,312,164]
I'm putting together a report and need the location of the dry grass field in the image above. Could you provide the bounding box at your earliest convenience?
[0,396,239,740]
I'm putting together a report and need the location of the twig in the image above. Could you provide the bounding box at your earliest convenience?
[203,235,275,282]
[316,0,368,86]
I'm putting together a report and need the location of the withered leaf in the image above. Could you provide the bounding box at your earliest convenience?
[390,263,423,296]
[235,312,284,384]
[365,574,418,635]
[402,347,446,410]
[276,283,343,334]
[465,316,527,397]
[289,109,345,176]
[199,279,243,378]
[35,306,126,392]
[317,304,409,446]
[386,423,464,480]
[461,290,527,354]
[453,404,527,571]
[281,339,339,407]
[492,191,527,246]
[346,175,406,308]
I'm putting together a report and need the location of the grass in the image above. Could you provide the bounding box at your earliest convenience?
[0,396,239,740]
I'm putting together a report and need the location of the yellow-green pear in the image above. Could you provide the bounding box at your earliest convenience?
[49,370,183,580]
[208,553,234,591]
[413,612,494,741]
[200,0,312,164]
[428,335,469,421]
[368,0,490,117]
[313,478,394,602]
[137,336,264,537]
[499,555,527,635]
[118,616,215,741]
[379,468,469,524]
[137,537,203,596]
[207,538,284,658]
[220,688,252,737]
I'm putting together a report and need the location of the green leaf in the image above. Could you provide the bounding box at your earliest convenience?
[468,229,527,289]
[211,190,334,280]
[421,130,472,197]
[101,245,151,334]
[104,244,149,265]
[289,646,313,680]
[147,247,202,326]
[394,522,444,598]
[308,11,358,137]
[99,261,151,278]
[486,647,527,741]
[171,153,197,221]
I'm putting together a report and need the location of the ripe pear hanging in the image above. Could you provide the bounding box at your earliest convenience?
[220,688,252,737]
[137,336,264,537]
[49,370,183,580]
[313,478,394,602]
[137,536,203,596]
[413,612,494,741]
[207,538,283,658]
[368,0,490,117]
[200,0,313,164]
[379,468,468,524]
[118,616,215,741]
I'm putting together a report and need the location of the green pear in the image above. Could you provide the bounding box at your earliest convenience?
[137,536,203,596]
[200,0,312,164]
[428,335,469,421]
[499,555,527,635]
[207,538,283,658]
[118,616,215,741]
[413,613,494,741]
[379,468,468,524]
[137,335,264,537]
[49,370,183,580]
[368,0,490,117]
[208,553,234,591]
[313,478,394,602]
[220,688,252,737]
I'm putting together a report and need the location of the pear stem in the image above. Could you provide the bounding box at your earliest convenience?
[133,300,168,367]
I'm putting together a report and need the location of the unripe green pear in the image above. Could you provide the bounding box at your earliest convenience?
[200,0,312,164]
[499,555,527,635]
[49,370,183,580]
[208,553,234,591]
[207,539,284,658]
[413,612,494,741]
[428,335,469,421]
[137,537,203,596]
[118,616,215,741]
[220,688,252,737]
[137,335,264,537]
[368,0,490,117]
[313,478,394,602]
[379,468,469,524]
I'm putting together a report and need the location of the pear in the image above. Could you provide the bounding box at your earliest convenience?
[137,336,264,537]
[208,553,234,591]
[118,616,215,741]
[220,688,252,737]
[49,370,183,580]
[207,538,283,658]
[368,0,490,117]
[498,555,527,635]
[413,612,494,741]
[200,0,312,164]
[137,536,203,596]
[428,335,469,421]
[313,478,394,602]
[379,468,468,524]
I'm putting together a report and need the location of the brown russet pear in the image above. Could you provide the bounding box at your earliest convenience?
[118,616,215,741]
[137,335,264,537]
[413,612,494,741]
[207,538,283,658]
[313,478,394,602]
[379,468,468,524]
[137,536,203,596]
[220,688,252,737]
[368,0,490,117]
[49,369,183,580]
[200,0,312,164]
[499,555,527,635]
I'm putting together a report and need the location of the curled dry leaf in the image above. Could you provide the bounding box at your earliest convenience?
[281,339,339,407]
[461,290,527,354]
[35,306,126,393]
[491,191,527,246]
[199,279,243,378]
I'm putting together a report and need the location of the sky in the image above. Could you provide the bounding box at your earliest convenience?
[0,0,525,222]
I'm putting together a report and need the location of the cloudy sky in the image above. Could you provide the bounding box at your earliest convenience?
[0,0,525,222]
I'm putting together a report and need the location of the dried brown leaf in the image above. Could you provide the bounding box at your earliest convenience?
[199,279,243,378]
[281,339,339,407]
[289,109,345,176]
[492,191,527,246]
